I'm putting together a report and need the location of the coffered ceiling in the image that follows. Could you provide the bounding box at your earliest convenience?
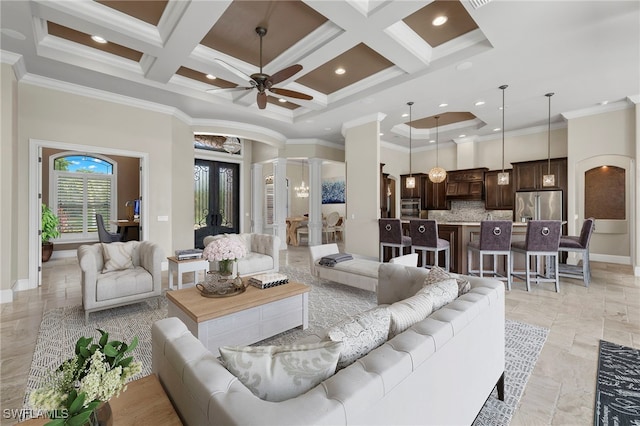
[1,0,638,149]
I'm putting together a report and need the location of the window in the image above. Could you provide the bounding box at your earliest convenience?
[50,153,116,241]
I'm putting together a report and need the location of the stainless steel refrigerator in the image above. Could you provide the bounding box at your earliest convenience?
[515,190,563,222]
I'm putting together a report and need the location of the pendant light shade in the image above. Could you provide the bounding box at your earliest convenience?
[428,115,447,183]
[405,102,415,189]
[497,85,509,185]
[295,159,309,198]
[542,92,555,187]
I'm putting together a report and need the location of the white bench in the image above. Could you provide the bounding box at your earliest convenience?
[309,243,417,292]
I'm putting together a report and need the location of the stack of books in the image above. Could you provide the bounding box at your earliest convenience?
[248,273,289,289]
[175,248,203,261]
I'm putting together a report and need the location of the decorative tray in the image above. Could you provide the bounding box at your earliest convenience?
[196,283,246,298]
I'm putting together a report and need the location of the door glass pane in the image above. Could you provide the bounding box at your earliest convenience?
[194,163,210,230]
[219,165,235,228]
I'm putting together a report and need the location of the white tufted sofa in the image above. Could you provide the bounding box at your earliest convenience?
[152,263,505,426]
[203,233,280,276]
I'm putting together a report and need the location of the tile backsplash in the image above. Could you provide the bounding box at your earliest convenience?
[428,200,513,222]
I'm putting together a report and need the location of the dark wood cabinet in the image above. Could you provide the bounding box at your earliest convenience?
[422,176,449,210]
[438,225,462,273]
[444,168,487,200]
[512,158,567,191]
[400,173,424,200]
[484,170,514,210]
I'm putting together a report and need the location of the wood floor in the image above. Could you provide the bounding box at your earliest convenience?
[1,246,638,425]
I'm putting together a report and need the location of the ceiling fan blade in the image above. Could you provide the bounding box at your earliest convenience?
[214,59,257,87]
[268,64,303,85]
[257,92,267,109]
[270,87,313,101]
[206,86,252,94]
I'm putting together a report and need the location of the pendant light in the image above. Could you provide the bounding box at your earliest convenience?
[222,137,241,154]
[428,116,447,183]
[295,159,309,198]
[542,92,555,187]
[497,85,509,185]
[405,101,416,189]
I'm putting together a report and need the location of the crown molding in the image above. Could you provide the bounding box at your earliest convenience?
[341,112,387,135]
[0,50,26,79]
[561,98,635,120]
[287,138,344,150]
[191,119,287,147]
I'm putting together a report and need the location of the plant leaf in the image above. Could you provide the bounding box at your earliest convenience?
[68,392,86,415]
[118,356,133,368]
[103,343,118,357]
[66,410,93,426]
[125,336,139,353]
[99,330,109,347]
[44,418,65,426]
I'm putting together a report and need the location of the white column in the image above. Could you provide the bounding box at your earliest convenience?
[308,158,323,246]
[273,158,288,250]
[251,163,264,234]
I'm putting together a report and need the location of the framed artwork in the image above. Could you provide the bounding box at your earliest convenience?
[322,178,346,204]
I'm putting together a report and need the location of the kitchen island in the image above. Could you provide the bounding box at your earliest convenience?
[401,221,529,274]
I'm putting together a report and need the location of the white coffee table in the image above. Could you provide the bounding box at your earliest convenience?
[166,280,310,356]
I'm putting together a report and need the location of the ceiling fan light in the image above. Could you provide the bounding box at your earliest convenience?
[428,167,447,184]
[222,137,241,154]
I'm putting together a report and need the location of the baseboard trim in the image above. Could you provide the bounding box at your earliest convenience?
[0,288,14,304]
[634,265,640,277]
[13,278,37,291]
[591,254,631,265]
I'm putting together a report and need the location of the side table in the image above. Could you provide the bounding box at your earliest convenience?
[167,256,209,290]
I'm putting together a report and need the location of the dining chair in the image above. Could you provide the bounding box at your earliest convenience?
[558,217,595,286]
[510,220,562,292]
[467,220,513,289]
[96,213,122,243]
[409,219,450,271]
[379,219,412,262]
[322,211,340,242]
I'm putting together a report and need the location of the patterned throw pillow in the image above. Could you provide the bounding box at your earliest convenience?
[420,277,458,310]
[387,292,434,338]
[424,265,471,296]
[219,341,342,402]
[101,242,135,273]
[326,307,390,369]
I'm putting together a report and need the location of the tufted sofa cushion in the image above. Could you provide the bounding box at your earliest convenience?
[203,233,280,277]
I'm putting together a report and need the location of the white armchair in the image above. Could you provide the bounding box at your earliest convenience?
[78,241,164,323]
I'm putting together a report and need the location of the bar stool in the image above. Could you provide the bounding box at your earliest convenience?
[409,219,450,271]
[379,219,412,262]
[558,217,595,286]
[510,220,562,292]
[467,220,513,290]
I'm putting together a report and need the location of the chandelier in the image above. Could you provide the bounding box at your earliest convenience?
[295,160,309,198]
[222,137,241,154]
[428,115,447,183]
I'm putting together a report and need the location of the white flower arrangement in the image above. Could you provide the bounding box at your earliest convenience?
[203,237,248,262]
[29,330,141,425]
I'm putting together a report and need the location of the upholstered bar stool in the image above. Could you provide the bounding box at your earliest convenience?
[558,217,595,286]
[379,219,412,262]
[510,220,562,292]
[409,219,450,271]
[467,220,513,290]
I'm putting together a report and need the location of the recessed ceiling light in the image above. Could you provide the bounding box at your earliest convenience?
[206,74,216,80]
[493,128,501,132]
[439,103,448,108]
[401,113,409,118]
[599,100,609,105]
[475,100,485,106]
[325,127,332,131]
[278,98,287,103]
[91,35,107,44]
[459,134,467,138]
[429,140,436,144]
[335,67,346,75]
[379,133,384,136]
[432,16,448,26]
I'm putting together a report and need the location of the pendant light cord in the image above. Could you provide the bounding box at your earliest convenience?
[408,102,413,179]
[546,92,554,174]
[500,85,508,173]
[435,116,440,166]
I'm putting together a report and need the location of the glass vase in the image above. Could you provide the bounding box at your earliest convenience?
[218,259,234,278]
[86,401,112,426]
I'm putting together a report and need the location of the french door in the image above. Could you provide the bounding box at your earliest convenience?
[194,159,240,249]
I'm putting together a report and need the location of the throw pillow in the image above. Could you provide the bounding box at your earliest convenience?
[420,278,458,311]
[326,307,390,369]
[101,242,135,273]
[219,341,342,402]
[425,265,471,296]
[387,292,434,339]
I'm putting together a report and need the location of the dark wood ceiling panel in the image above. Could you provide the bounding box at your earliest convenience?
[296,43,393,94]
[403,0,478,47]
[410,112,477,129]
[47,22,143,62]
[267,96,300,110]
[96,1,168,26]
[200,0,327,67]
[176,66,236,88]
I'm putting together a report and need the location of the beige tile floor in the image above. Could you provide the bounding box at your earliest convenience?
[1,246,638,425]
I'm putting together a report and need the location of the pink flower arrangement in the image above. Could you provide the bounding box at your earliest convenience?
[203,237,248,262]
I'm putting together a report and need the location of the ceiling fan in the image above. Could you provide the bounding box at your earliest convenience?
[208,26,313,109]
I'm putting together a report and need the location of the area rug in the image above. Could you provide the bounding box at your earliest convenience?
[23,265,548,425]
[594,340,640,425]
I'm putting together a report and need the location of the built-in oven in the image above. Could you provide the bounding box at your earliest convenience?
[400,198,420,218]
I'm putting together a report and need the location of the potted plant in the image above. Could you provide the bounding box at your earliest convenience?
[42,203,60,262]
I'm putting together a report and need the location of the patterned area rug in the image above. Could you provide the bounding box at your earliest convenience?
[594,340,640,425]
[23,265,548,425]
